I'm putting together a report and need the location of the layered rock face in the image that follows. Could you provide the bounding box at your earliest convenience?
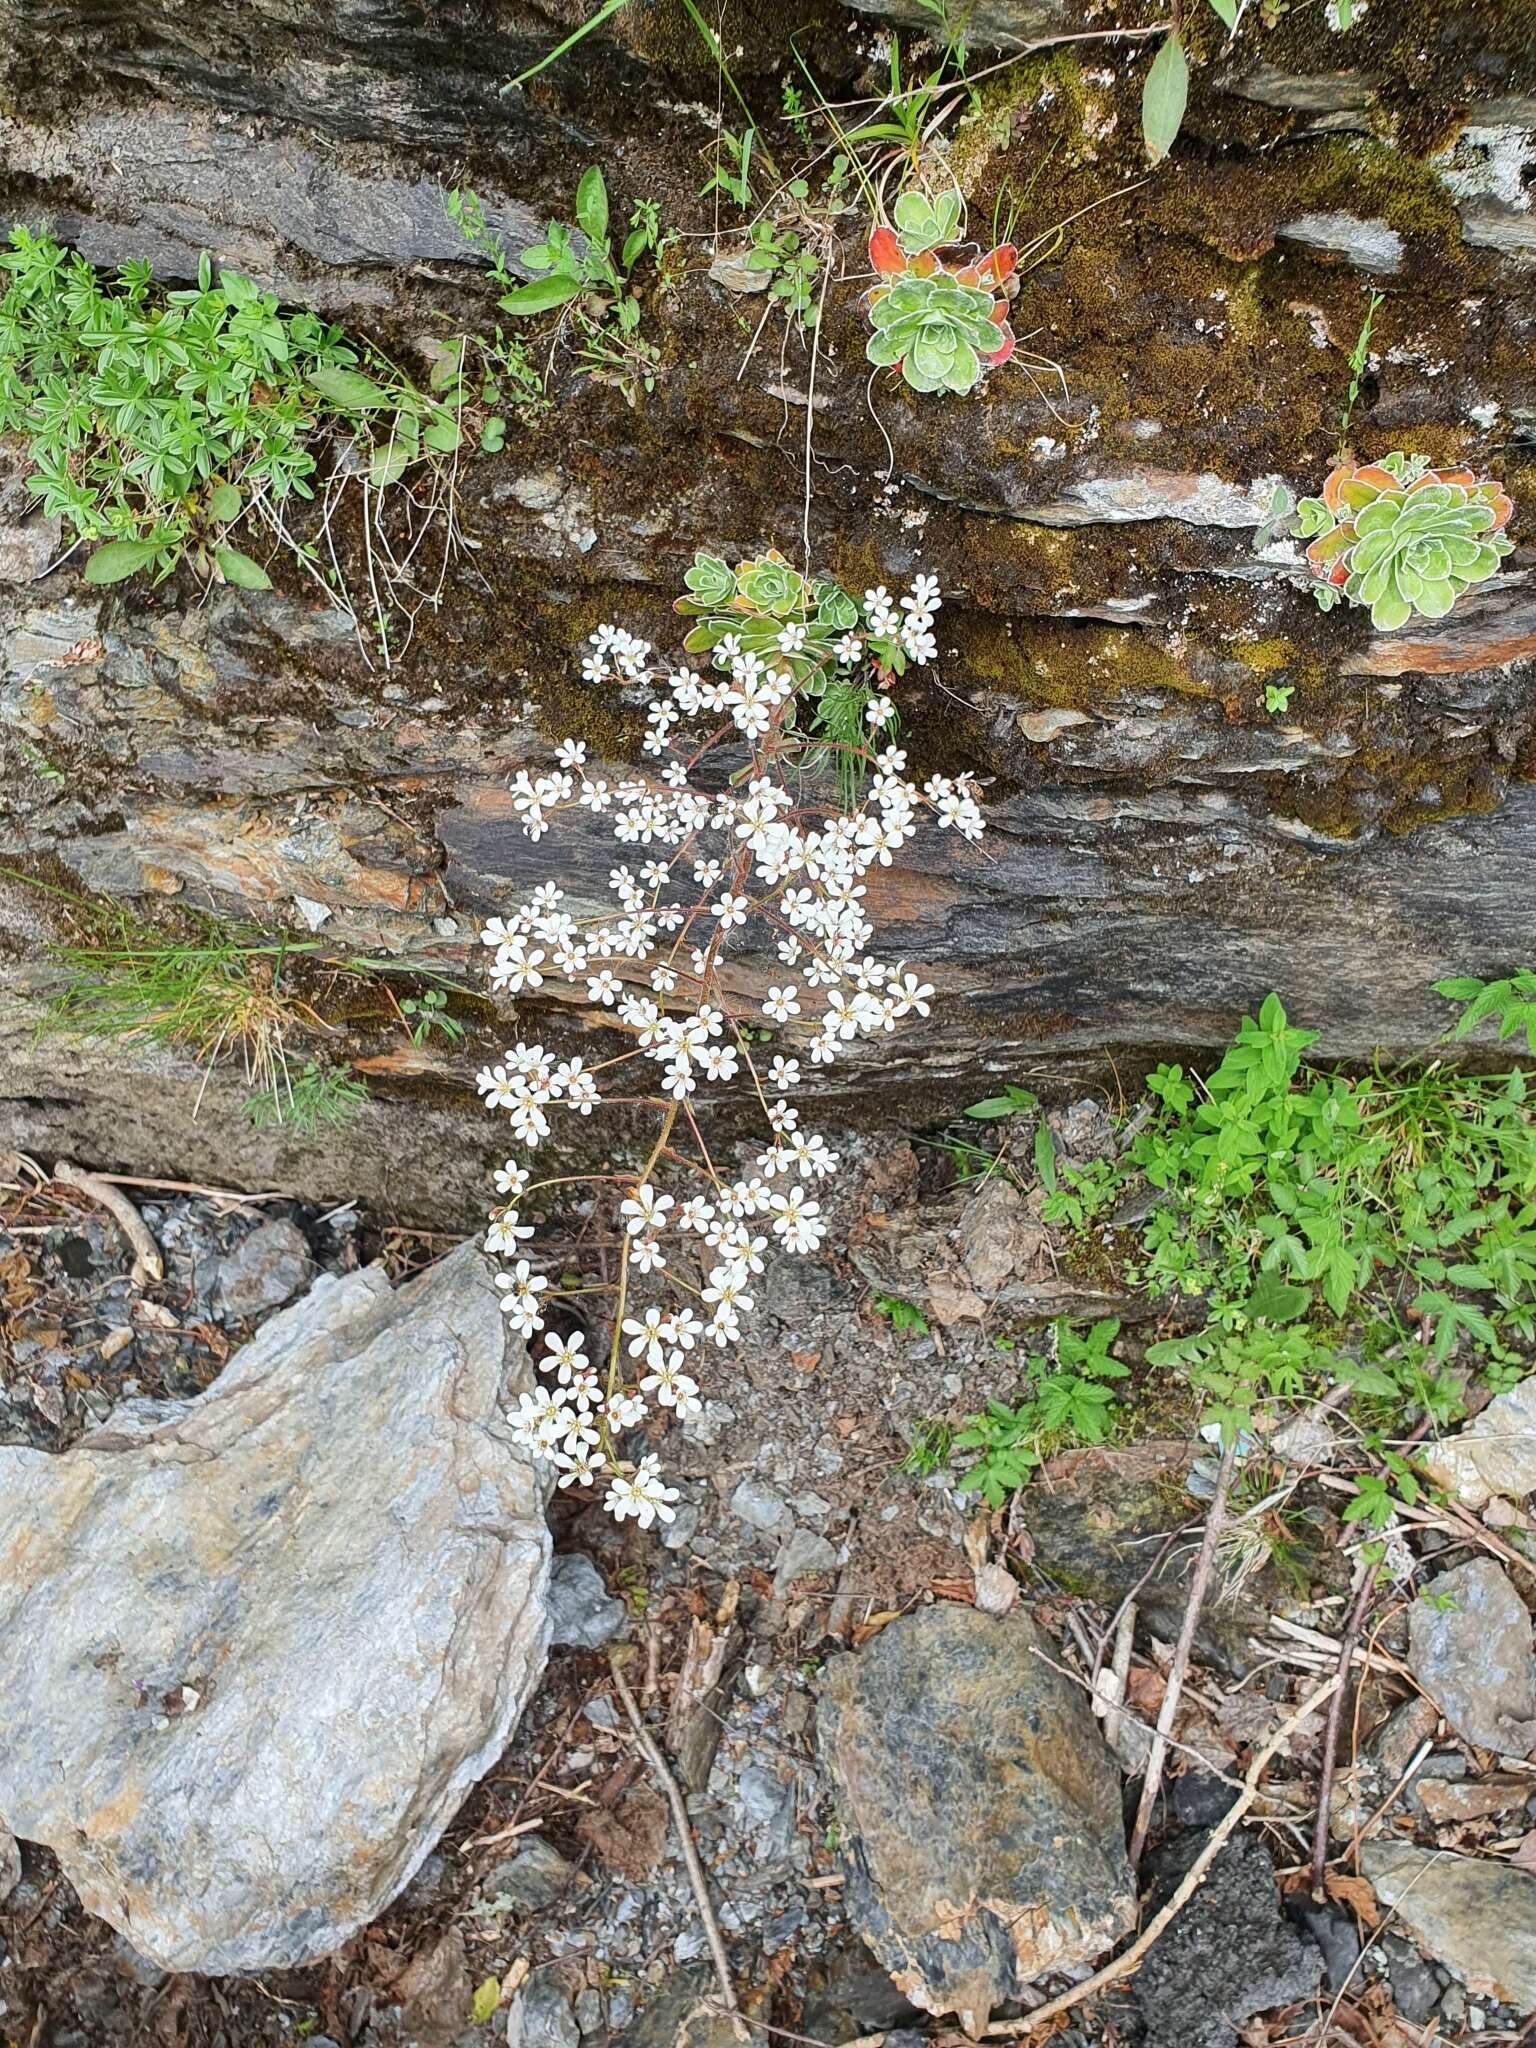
[2,0,1534,1217]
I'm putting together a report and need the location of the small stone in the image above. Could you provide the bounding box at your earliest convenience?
[547,1553,625,1651]
[1170,1769,1236,1829]
[0,513,61,582]
[660,1501,700,1551]
[730,1475,789,1533]
[735,1764,796,1861]
[819,1603,1133,2032]
[481,1836,577,1913]
[1421,1376,1536,1507]
[773,1526,838,1592]
[214,1219,313,1322]
[1285,1897,1360,1994]
[1135,1831,1324,2048]
[1018,708,1091,744]
[1277,212,1405,273]
[1407,1560,1536,1755]
[507,1976,581,2048]
[0,1826,18,1905]
[1363,1842,1536,2006]
[1376,1930,1443,2025]
[707,249,769,295]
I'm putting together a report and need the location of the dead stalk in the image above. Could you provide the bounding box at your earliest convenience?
[1127,1434,1239,1869]
[608,1651,748,2040]
[53,1160,163,1285]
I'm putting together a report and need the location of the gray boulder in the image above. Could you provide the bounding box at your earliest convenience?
[0,1242,550,1973]
[1408,1558,1536,1755]
[817,1603,1134,2033]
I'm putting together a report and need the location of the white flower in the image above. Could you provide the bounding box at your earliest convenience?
[586,968,622,1006]
[713,891,749,930]
[769,1187,826,1254]
[542,1329,587,1379]
[557,738,588,769]
[621,1183,674,1236]
[835,632,863,665]
[762,985,801,1022]
[623,1306,670,1366]
[486,1210,534,1253]
[607,1389,647,1429]
[554,1444,607,1488]
[605,1456,679,1529]
[769,1056,802,1091]
[865,693,896,728]
[628,1234,667,1275]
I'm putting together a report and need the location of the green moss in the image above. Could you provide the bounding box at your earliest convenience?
[1291,137,1466,250]
[950,50,1098,199]
[1231,638,1295,678]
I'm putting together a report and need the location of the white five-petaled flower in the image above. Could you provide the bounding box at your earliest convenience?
[605,1455,679,1528]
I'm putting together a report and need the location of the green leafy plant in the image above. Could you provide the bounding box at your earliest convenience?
[986,986,1536,1518]
[746,207,823,331]
[245,1060,369,1136]
[901,1416,954,1475]
[955,1317,1128,1506]
[400,986,466,1047]
[0,228,489,657]
[701,126,757,209]
[0,231,351,587]
[1265,682,1294,715]
[491,167,661,404]
[872,1291,930,1335]
[1435,969,1536,1056]
[1278,453,1515,630]
[1140,0,1353,164]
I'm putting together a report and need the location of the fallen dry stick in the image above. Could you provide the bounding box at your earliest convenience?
[983,1669,1342,2041]
[609,1650,749,2041]
[53,1159,164,1285]
[1127,1433,1239,1869]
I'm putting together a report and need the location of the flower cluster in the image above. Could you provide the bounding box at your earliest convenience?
[477,556,984,1531]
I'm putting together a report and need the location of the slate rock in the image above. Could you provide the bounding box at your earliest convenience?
[1375,1930,1443,2024]
[1135,1830,1324,2048]
[1285,1897,1360,1994]
[0,1242,550,1972]
[1363,1842,1536,2007]
[1422,1377,1536,1507]
[1407,1559,1536,1755]
[214,1217,314,1321]
[818,1602,1134,2032]
[506,1977,581,2048]
[1277,211,1405,273]
[547,1552,625,1650]
[481,1836,577,1914]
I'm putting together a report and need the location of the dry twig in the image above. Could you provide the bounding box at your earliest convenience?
[52,1159,163,1285]
[1127,1435,1239,1868]
[1310,1557,1381,1896]
[983,1670,1342,2041]
[609,1650,748,2041]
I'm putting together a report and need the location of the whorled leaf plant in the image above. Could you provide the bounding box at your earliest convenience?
[1295,453,1514,631]
[863,188,1017,397]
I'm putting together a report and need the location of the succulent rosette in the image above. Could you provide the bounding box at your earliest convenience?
[1297,452,1514,632]
[863,188,1017,398]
